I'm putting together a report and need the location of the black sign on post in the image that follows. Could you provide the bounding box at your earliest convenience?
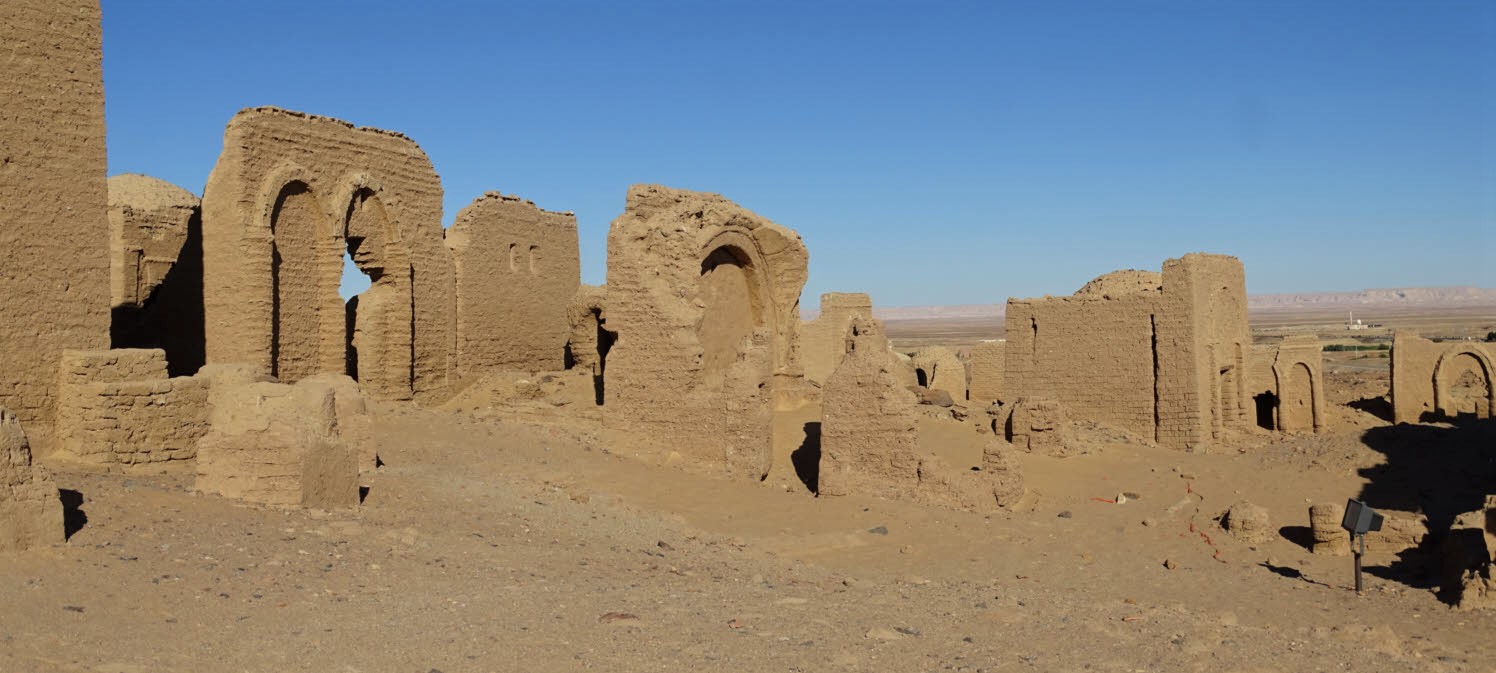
[1340,499,1384,594]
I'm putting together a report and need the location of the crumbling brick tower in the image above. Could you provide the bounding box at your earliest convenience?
[0,0,112,449]
[801,293,874,386]
[603,185,808,474]
[201,108,455,401]
[1004,253,1250,450]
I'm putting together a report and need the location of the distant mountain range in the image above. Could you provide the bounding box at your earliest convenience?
[818,287,1496,321]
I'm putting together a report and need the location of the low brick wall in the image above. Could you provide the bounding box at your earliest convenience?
[55,349,209,466]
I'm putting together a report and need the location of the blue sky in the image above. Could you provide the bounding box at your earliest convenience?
[101,1,1494,307]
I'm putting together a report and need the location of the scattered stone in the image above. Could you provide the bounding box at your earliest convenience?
[1223,501,1273,543]
[1164,559,1177,570]
[865,627,904,641]
[598,612,640,623]
[867,525,889,535]
[1310,503,1350,556]
[1057,511,1073,519]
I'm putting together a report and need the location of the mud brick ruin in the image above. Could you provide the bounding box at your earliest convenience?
[820,321,1025,512]
[1005,396,1074,456]
[911,346,967,402]
[108,174,206,375]
[55,349,208,467]
[201,107,454,402]
[448,193,580,375]
[564,285,612,400]
[1390,332,1494,423]
[1,3,1488,632]
[819,322,921,499]
[968,341,1006,404]
[0,410,63,553]
[195,379,360,509]
[1005,254,1251,450]
[1270,336,1327,433]
[801,292,875,386]
[0,0,111,451]
[601,185,807,472]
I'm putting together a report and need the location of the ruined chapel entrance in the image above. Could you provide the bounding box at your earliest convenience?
[698,245,765,389]
[1436,351,1493,420]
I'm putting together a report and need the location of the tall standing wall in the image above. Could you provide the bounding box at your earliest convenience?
[201,108,453,401]
[603,185,807,473]
[0,1,111,447]
[446,193,580,374]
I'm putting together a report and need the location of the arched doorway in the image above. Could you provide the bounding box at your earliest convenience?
[342,188,414,400]
[268,181,337,382]
[698,245,764,389]
[1279,362,1315,433]
[1435,351,1493,420]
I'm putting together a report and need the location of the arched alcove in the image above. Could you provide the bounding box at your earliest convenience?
[1279,362,1315,433]
[268,180,333,382]
[1435,350,1493,420]
[698,244,765,389]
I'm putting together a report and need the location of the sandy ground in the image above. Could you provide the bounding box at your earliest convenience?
[1,381,1492,672]
[3,307,1492,672]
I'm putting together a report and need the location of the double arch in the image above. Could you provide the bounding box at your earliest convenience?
[257,164,415,400]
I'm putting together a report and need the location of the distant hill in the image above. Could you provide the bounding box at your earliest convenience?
[1246,286,1496,310]
[810,286,1496,321]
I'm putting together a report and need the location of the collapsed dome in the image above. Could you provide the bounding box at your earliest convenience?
[1074,270,1163,298]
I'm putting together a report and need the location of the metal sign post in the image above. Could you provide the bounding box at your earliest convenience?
[1341,499,1383,595]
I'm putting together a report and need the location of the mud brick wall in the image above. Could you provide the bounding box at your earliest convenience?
[55,350,209,466]
[0,1,111,449]
[820,326,919,499]
[801,292,873,385]
[1005,295,1160,440]
[447,193,580,374]
[1273,335,1325,433]
[1391,333,1495,423]
[201,107,451,401]
[968,341,1006,404]
[1004,254,1251,450]
[602,185,806,472]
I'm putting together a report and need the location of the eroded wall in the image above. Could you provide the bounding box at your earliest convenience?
[55,350,210,467]
[1004,254,1250,450]
[1391,333,1495,423]
[201,108,452,401]
[1273,335,1325,433]
[108,174,206,376]
[819,323,920,499]
[911,347,967,401]
[0,1,111,447]
[801,293,874,386]
[968,341,1006,404]
[447,193,580,374]
[602,185,807,472]
[0,409,63,552]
